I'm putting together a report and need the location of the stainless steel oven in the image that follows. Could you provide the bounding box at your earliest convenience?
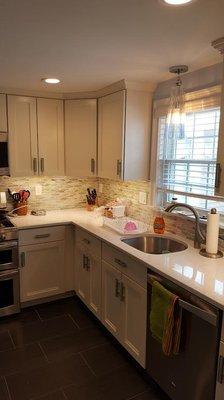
[0,134,9,176]
[0,222,20,317]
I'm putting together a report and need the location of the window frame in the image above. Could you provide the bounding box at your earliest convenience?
[150,85,224,216]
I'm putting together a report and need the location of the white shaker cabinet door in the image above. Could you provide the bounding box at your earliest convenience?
[98,90,125,180]
[19,241,65,302]
[101,260,122,340]
[37,98,64,176]
[121,275,147,367]
[8,95,38,177]
[75,244,90,305]
[65,99,97,177]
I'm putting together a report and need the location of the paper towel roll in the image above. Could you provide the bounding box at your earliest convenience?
[206,209,220,254]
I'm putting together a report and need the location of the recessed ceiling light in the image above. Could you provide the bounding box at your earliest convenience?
[42,78,61,84]
[163,0,193,5]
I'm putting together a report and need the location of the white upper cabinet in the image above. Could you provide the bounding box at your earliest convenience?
[8,96,64,177]
[37,98,64,176]
[98,89,152,181]
[8,96,38,177]
[98,90,125,180]
[0,94,8,133]
[65,99,97,177]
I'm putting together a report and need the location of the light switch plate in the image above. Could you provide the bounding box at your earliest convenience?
[139,191,147,205]
[35,184,42,196]
[99,183,103,193]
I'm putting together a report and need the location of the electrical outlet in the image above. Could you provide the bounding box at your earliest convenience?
[99,183,103,193]
[0,192,6,204]
[138,191,147,205]
[35,184,42,196]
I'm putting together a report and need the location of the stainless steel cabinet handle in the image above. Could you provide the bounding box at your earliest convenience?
[86,256,90,270]
[115,279,120,298]
[217,355,224,384]
[82,238,90,245]
[34,234,50,239]
[114,258,126,268]
[116,160,122,178]
[91,158,95,174]
[33,158,37,173]
[215,163,221,189]
[40,158,44,173]
[20,252,25,268]
[120,282,125,302]
[83,254,87,269]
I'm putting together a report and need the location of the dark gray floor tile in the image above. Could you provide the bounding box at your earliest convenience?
[0,308,39,333]
[0,343,47,377]
[131,388,169,400]
[10,315,78,348]
[81,342,129,376]
[32,390,66,400]
[64,364,149,400]
[41,327,108,361]
[0,378,10,400]
[0,331,14,352]
[35,297,78,320]
[6,353,94,400]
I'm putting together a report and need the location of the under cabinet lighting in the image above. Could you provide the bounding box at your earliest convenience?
[41,78,61,84]
[163,0,193,5]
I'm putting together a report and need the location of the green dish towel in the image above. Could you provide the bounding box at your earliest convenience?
[150,280,175,343]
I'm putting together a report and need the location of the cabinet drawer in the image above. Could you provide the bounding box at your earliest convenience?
[102,243,147,288]
[19,226,65,245]
[76,227,101,258]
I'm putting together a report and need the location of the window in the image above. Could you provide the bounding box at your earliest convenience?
[155,86,224,213]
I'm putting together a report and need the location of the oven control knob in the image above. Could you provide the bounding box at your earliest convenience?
[0,234,6,241]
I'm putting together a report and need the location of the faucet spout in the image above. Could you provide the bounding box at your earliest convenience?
[164,202,206,249]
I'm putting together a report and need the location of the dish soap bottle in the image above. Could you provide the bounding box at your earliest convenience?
[153,213,165,234]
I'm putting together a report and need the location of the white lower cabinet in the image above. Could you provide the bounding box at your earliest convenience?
[75,243,101,319]
[121,274,147,367]
[101,260,147,367]
[20,240,65,302]
[101,261,122,339]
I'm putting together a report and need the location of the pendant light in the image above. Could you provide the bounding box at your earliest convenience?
[166,65,188,139]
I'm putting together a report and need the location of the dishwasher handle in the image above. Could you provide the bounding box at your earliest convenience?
[179,299,217,327]
[148,274,218,326]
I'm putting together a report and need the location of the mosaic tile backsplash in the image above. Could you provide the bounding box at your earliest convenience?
[0,176,98,211]
[1,175,224,250]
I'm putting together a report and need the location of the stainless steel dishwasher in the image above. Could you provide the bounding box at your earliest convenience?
[146,270,221,400]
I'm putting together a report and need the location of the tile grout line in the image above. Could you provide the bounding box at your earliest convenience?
[126,389,151,400]
[7,330,16,350]
[33,308,43,322]
[79,351,97,377]
[37,342,50,364]
[67,313,82,329]
[61,388,69,400]
[2,376,12,400]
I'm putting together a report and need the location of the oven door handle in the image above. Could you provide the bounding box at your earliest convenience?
[0,269,18,279]
[0,241,18,249]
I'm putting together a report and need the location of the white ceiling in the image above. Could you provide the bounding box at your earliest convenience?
[0,0,223,93]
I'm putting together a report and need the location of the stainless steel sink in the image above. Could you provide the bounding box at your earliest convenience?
[121,234,188,254]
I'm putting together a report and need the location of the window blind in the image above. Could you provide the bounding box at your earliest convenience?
[156,86,224,212]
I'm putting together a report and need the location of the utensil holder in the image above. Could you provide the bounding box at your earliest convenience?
[15,201,28,216]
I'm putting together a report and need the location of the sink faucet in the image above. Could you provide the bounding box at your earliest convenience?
[164,202,206,249]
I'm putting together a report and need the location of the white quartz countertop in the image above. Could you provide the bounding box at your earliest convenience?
[9,208,224,310]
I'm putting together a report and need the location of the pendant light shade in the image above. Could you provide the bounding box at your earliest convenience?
[166,65,188,139]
